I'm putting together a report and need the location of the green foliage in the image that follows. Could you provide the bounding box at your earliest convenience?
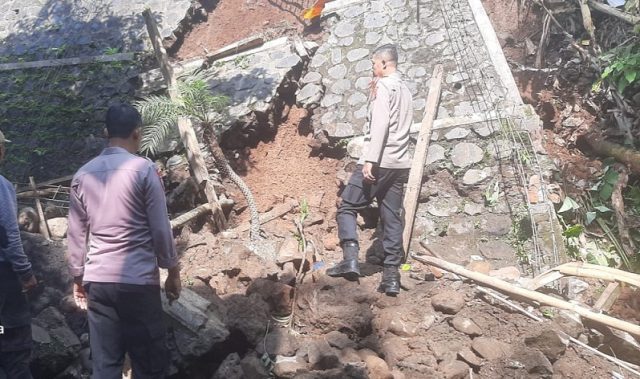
[0,56,135,181]
[593,42,640,94]
[135,70,229,155]
[483,180,501,207]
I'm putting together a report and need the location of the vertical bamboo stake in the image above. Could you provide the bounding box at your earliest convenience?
[402,65,443,262]
[142,8,226,231]
[29,177,50,240]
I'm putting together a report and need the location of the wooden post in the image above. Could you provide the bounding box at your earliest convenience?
[142,9,226,231]
[411,254,640,339]
[28,177,50,240]
[402,65,443,261]
[593,282,621,312]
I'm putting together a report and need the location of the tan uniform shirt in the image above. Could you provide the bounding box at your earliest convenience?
[358,72,413,169]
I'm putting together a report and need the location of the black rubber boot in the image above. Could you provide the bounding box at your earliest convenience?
[326,241,361,280]
[377,265,401,296]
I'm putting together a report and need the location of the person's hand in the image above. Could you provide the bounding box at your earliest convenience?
[362,162,376,183]
[73,281,88,311]
[165,267,182,305]
[21,274,38,293]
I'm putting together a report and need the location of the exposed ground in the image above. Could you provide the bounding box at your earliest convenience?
[162,1,639,378]
[13,0,640,378]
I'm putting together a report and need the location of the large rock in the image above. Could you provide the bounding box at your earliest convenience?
[457,347,483,368]
[211,353,243,379]
[552,311,583,339]
[273,355,309,378]
[471,337,511,360]
[509,348,553,376]
[524,328,568,362]
[240,351,270,378]
[246,278,294,316]
[308,339,341,370]
[600,328,640,365]
[451,316,482,337]
[431,291,465,314]
[31,307,82,378]
[256,327,300,357]
[325,331,356,350]
[298,84,324,108]
[46,217,68,239]
[224,293,271,346]
[438,360,470,379]
[451,143,483,168]
[362,355,393,379]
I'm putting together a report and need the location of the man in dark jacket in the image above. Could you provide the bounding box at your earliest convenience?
[0,129,38,379]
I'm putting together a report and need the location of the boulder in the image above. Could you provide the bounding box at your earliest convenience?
[363,355,393,379]
[31,307,82,378]
[46,217,68,239]
[438,360,470,379]
[273,355,309,378]
[211,353,243,379]
[325,331,356,350]
[256,327,300,357]
[308,339,341,370]
[471,337,511,360]
[524,328,568,362]
[246,278,294,316]
[510,348,553,376]
[451,317,482,337]
[431,291,465,314]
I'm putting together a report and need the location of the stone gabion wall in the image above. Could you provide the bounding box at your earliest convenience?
[0,0,194,182]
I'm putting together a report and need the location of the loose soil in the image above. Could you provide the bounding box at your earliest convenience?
[158,1,640,378]
[172,0,321,61]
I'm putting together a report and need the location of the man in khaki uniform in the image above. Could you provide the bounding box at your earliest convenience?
[327,45,413,296]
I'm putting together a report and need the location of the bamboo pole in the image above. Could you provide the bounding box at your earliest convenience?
[411,254,640,339]
[476,286,640,376]
[29,177,50,240]
[402,65,443,262]
[553,262,640,288]
[142,9,226,232]
[170,204,211,229]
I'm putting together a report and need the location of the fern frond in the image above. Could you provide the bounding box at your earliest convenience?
[134,96,179,155]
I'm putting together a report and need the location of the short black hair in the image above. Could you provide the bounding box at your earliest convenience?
[372,44,398,65]
[105,103,142,139]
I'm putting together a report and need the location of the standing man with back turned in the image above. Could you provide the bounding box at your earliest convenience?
[67,104,181,379]
[0,129,38,379]
[327,44,413,296]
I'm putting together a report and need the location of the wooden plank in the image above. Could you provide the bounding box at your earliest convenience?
[232,199,298,233]
[411,254,640,339]
[526,270,565,290]
[29,177,50,240]
[588,0,640,24]
[0,53,134,72]
[142,8,226,231]
[403,65,443,261]
[205,35,264,64]
[593,282,621,312]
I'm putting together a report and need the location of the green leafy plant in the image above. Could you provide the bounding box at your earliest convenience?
[135,70,229,155]
[483,180,501,207]
[103,47,120,55]
[593,42,640,94]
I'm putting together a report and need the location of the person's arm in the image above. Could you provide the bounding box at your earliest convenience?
[67,178,88,280]
[0,180,34,283]
[143,164,181,301]
[363,82,391,165]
